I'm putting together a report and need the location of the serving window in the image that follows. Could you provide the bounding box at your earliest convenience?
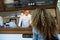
[0,9,58,34]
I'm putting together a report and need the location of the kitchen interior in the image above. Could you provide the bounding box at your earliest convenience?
[0,0,60,40]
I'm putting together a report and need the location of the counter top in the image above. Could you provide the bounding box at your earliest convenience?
[0,28,32,34]
[0,28,60,34]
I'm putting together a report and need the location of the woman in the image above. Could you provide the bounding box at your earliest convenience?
[31,9,58,40]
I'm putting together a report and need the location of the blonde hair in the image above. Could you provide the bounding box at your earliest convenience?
[31,9,58,40]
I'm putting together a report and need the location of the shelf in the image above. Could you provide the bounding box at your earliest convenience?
[1,5,57,12]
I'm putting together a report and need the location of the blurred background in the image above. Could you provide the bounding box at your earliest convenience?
[0,0,60,40]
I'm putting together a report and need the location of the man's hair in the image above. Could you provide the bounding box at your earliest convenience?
[9,18,16,22]
[24,10,29,12]
[31,9,58,40]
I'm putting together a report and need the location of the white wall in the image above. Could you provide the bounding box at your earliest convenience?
[0,34,32,40]
[0,34,60,40]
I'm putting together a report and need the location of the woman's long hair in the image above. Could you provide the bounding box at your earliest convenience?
[31,9,58,40]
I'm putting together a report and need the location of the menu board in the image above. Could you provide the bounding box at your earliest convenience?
[15,0,55,8]
[4,0,55,9]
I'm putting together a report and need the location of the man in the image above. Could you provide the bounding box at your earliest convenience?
[0,16,3,28]
[8,18,17,28]
[18,10,31,28]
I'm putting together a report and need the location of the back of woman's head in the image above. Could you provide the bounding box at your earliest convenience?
[32,9,58,40]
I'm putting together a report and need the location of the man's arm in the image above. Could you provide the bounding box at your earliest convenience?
[18,17,22,27]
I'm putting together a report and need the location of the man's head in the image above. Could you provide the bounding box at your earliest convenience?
[9,18,16,22]
[24,10,29,16]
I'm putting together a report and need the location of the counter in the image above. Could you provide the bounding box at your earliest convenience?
[0,28,32,34]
